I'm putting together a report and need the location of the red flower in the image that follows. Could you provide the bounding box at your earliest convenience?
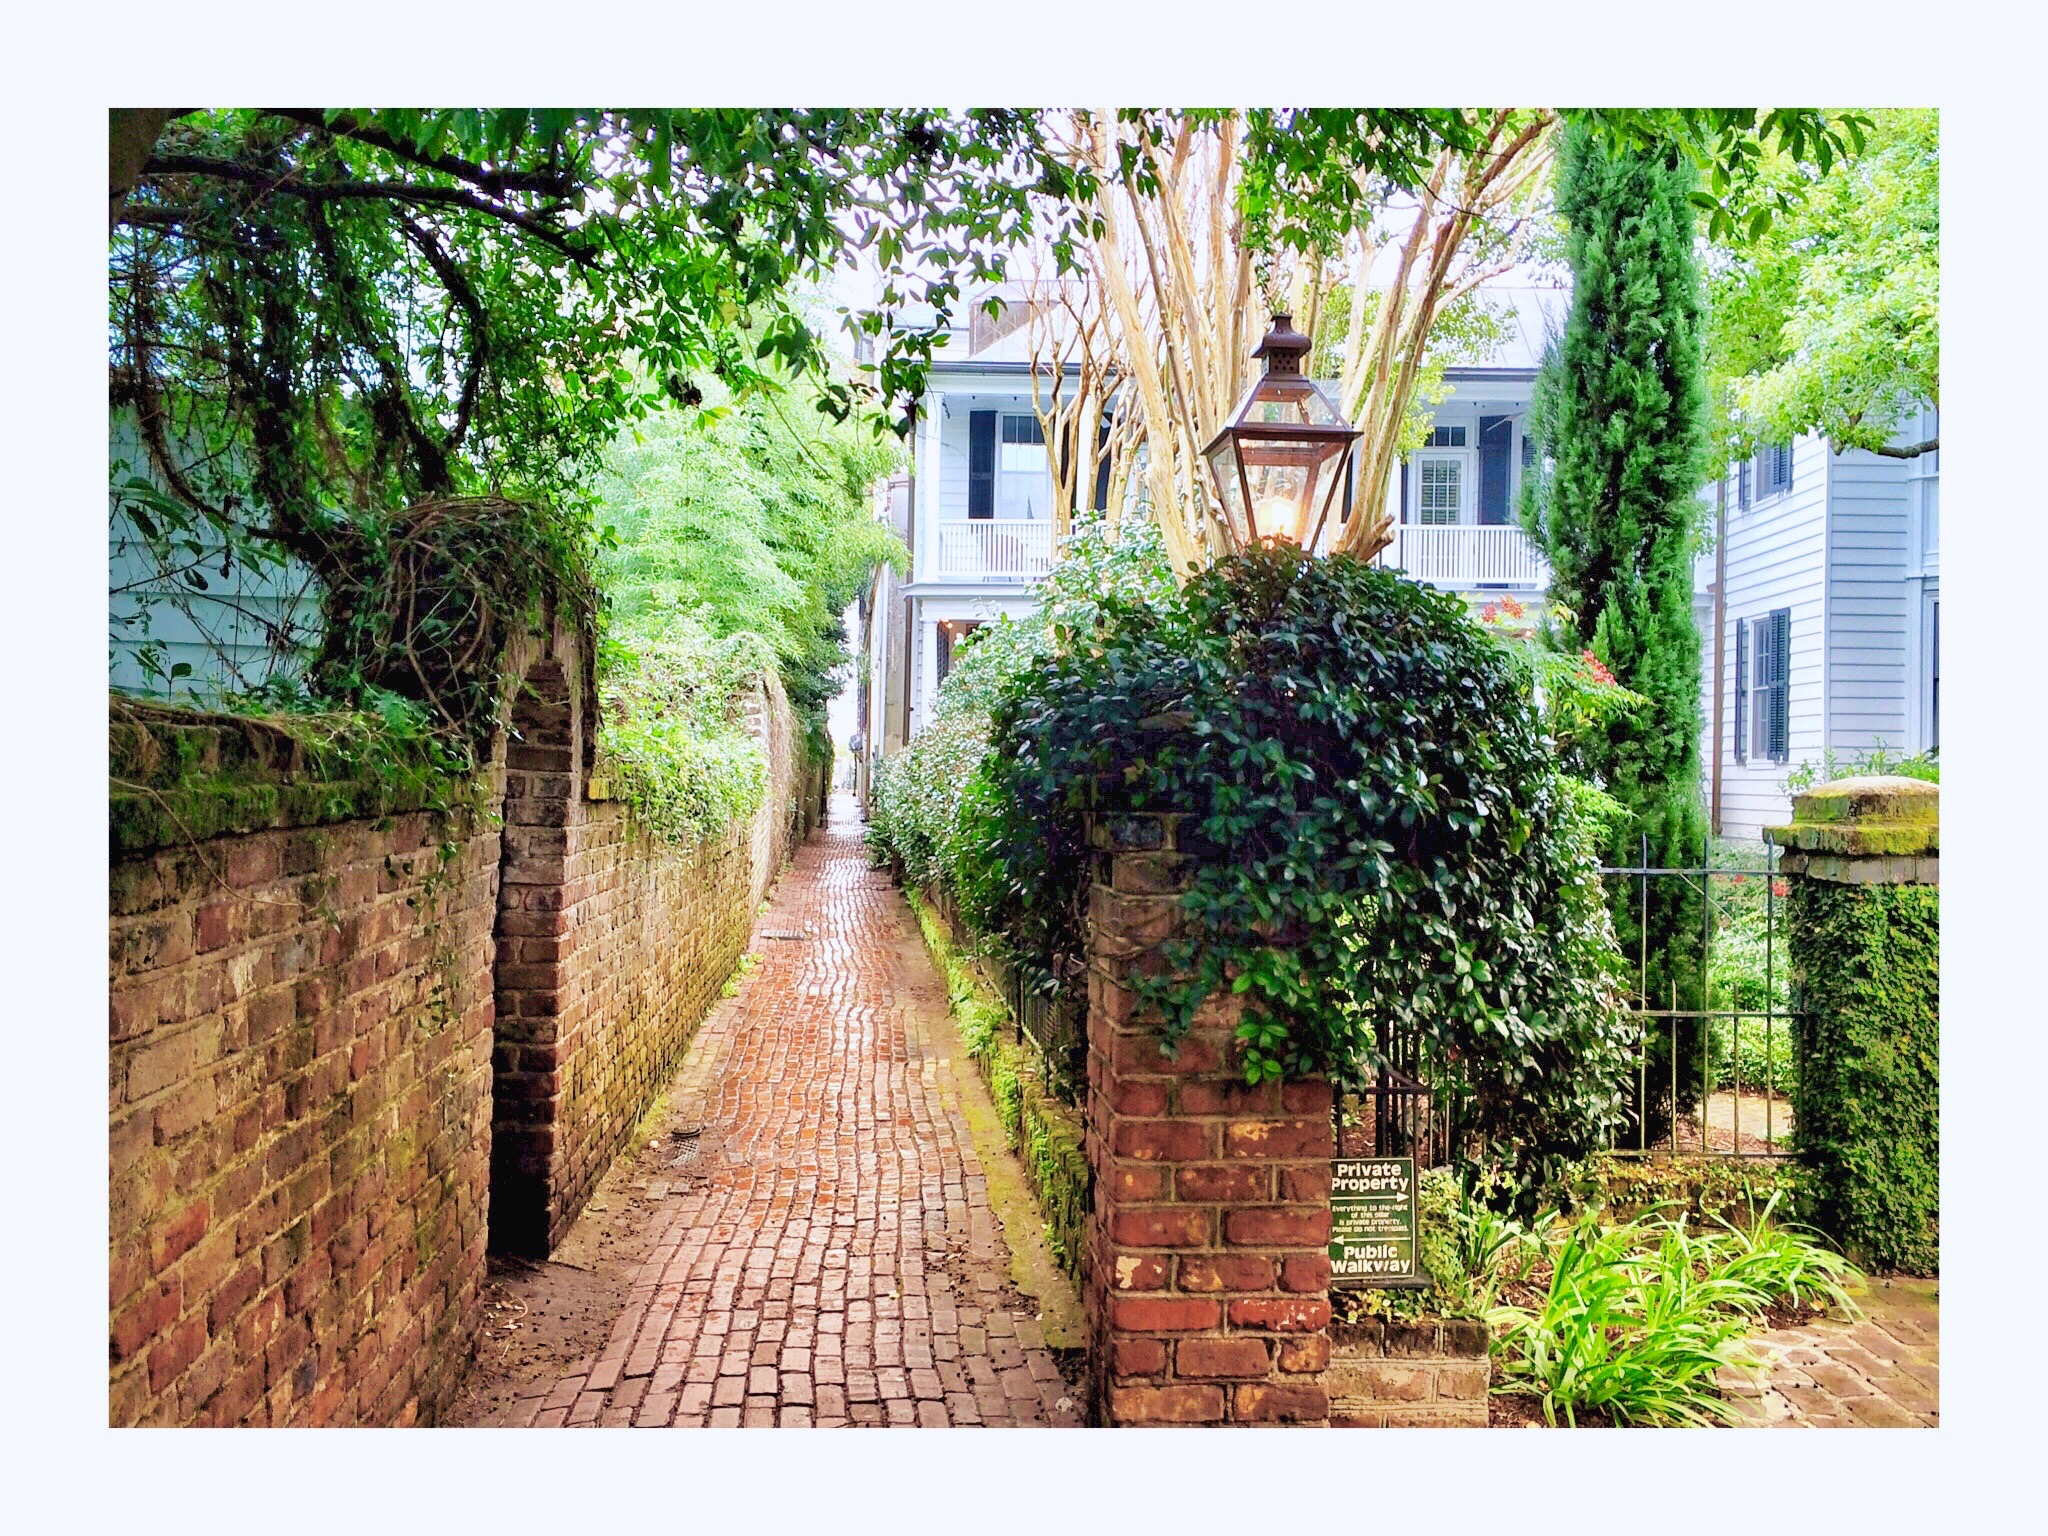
[1500,595,1526,619]
[1582,650,1616,687]
[1772,880,1789,899]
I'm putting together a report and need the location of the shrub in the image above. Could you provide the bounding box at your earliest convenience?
[594,623,772,845]
[865,612,1043,889]
[1785,741,1938,795]
[968,540,1635,1214]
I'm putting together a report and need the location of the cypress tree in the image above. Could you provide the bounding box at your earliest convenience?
[1522,118,1711,1126]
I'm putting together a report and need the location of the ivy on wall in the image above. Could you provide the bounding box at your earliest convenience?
[932,539,1636,1214]
[1786,880,1940,1272]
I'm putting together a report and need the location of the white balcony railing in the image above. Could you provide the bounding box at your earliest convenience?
[932,518,1055,582]
[1374,523,1549,590]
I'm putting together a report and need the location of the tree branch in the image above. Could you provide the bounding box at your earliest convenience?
[265,109,577,198]
[138,155,596,265]
[395,214,488,460]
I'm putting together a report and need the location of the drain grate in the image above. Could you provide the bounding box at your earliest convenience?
[759,928,810,941]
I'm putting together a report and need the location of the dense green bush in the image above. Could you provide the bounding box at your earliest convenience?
[595,623,772,846]
[867,515,1173,918]
[865,613,1043,889]
[1787,880,1940,1272]
[957,539,1634,1213]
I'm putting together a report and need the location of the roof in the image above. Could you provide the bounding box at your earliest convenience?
[878,277,1570,386]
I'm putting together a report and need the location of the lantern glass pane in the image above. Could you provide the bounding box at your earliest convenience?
[1203,435,1248,536]
[1230,372,1347,431]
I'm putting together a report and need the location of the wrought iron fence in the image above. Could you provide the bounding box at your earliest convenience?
[1600,834,1797,1160]
[1336,1026,1455,1169]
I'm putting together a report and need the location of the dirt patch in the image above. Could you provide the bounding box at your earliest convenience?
[1489,1391,1614,1428]
[1657,1091,1795,1156]
[443,1092,708,1425]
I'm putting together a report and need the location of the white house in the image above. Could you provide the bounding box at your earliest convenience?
[855,283,1942,850]
[852,284,1562,798]
[1696,406,1940,842]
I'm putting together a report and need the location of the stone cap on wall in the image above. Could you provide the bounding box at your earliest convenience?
[1767,775,1938,858]
[1767,775,1938,885]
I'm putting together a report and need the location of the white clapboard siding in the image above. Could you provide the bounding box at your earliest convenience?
[1701,433,1830,844]
[108,416,321,702]
[1825,445,1914,752]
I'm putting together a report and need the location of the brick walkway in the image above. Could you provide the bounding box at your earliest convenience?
[1724,1277,1939,1427]
[492,803,1083,1427]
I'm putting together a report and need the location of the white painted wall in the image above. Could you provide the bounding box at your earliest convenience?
[107,414,320,702]
[1701,433,1829,843]
[1700,411,1941,842]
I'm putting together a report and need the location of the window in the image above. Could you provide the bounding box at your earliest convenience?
[1758,442,1794,497]
[1417,459,1462,525]
[996,414,1047,520]
[1736,608,1791,765]
[1737,459,1751,510]
[1425,424,1467,448]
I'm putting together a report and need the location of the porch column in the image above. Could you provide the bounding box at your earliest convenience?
[917,611,939,737]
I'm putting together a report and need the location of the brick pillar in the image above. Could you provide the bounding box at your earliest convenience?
[488,652,582,1257]
[1767,775,1938,1273]
[1083,810,1334,1426]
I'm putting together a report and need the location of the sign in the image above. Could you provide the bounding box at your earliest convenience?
[1330,1156,1424,1288]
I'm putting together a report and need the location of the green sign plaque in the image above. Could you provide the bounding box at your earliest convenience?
[1330,1156,1425,1288]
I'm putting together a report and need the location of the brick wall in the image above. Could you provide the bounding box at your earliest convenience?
[1082,811,1336,1427]
[109,622,817,1425]
[1327,1317,1490,1427]
[110,753,501,1428]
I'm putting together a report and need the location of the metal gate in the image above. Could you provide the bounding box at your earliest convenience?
[1601,834,1797,1160]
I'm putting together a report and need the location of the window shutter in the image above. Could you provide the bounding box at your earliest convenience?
[1738,459,1751,509]
[1478,415,1513,525]
[1775,442,1795,493]
[1768,607,1792,763]
[1400,458,1411,524]
[1093,419,1112,511]
[1930,600,1940,752]
[968,410,996,519]
[1733,618,1748,764]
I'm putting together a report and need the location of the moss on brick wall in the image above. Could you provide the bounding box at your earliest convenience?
[110,696,469,857]
[908,890,1091,1279]
[1786,880,1939,1273]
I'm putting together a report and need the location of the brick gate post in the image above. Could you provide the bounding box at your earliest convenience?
[1083,810,1333,1426]
[1767,775,1939,1273]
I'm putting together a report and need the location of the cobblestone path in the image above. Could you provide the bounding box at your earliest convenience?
[1725,1276,1939,1427]
[491,803,1083,1427]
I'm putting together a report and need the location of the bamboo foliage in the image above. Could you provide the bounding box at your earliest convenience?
[1049,109,1558,574]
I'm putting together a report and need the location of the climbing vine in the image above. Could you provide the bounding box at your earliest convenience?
[950,540,1635,1212]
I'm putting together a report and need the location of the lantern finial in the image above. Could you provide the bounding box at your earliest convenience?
[1252,313,1313,377]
